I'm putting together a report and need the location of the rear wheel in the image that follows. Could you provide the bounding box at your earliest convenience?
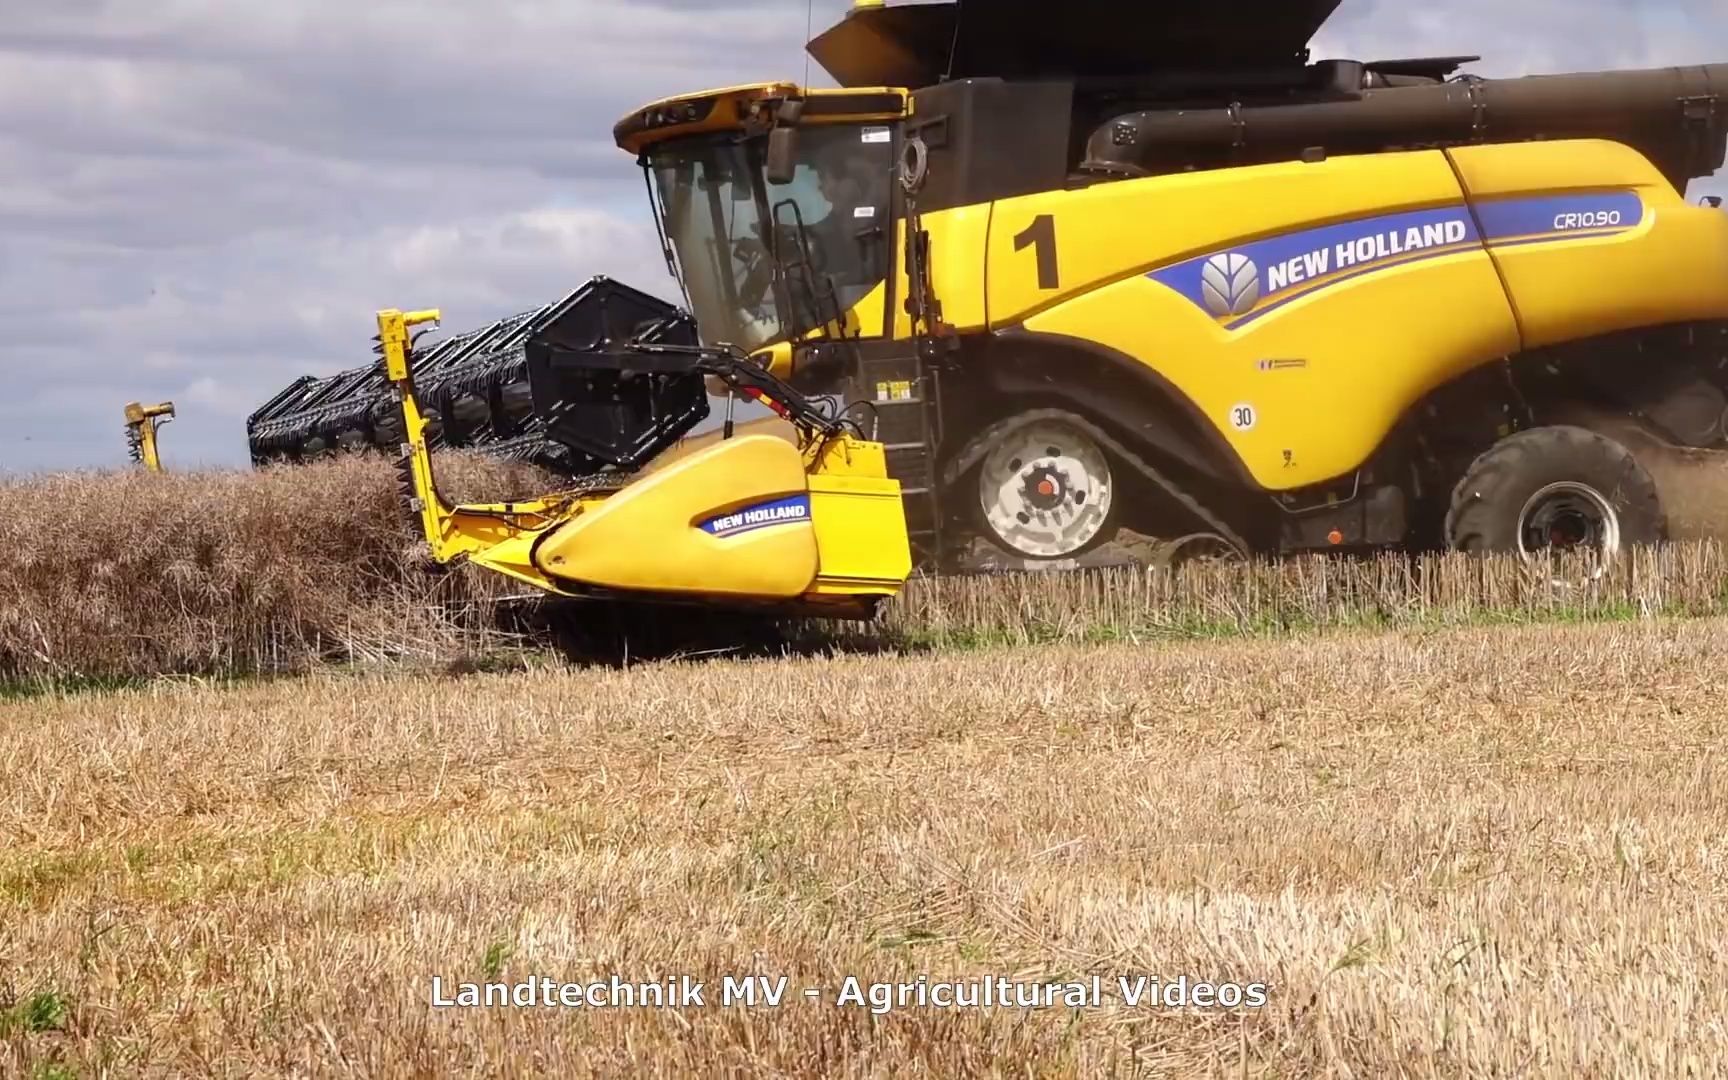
[1445,425,1665,569]
[973,414,1120,560]
[1164,532,1245,570]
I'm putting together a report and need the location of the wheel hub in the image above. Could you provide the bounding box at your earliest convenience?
[1021,465,1073,513]
[977,420,1114,559]
[1517,481,1621,572]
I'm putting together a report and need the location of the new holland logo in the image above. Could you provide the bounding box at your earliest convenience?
[700,495,812,539]
[1201,253,1261,318]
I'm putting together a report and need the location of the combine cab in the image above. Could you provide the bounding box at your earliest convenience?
[247,277,699,477]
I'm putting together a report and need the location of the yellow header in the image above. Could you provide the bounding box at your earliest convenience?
[124,400,175,473]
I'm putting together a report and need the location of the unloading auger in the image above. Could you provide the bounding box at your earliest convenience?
[376,306,913,619]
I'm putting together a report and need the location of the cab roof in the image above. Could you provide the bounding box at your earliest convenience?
[614,84,907,156]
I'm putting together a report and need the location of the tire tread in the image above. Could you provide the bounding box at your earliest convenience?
[1444,425,1665,553]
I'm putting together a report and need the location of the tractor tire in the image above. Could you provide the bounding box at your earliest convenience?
[1444,425,1666,559]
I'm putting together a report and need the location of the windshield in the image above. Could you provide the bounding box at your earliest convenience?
[648,123,894,352]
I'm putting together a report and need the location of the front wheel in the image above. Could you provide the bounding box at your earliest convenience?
[1444,425,1666,569]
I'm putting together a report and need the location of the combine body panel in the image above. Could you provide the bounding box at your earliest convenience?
[608,0,1728,573]
[1449,142,1728,347]
[982,139,1728,490]
[530,433,906,602]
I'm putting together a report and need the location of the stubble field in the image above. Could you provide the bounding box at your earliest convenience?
[5,617,1728,1077]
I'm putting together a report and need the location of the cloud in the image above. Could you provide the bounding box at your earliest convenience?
[0,0,1724,471]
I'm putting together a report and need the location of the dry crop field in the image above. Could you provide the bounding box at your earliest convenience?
[6,617,1728,1077]
[9,454,1728,687]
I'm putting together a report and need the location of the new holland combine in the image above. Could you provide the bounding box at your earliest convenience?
[294,0,1728,613]
[604,0,1728,575]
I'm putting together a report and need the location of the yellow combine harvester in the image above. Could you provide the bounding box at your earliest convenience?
[123,401,175,473]
[600,0,1728,574]
[377,308,912,619]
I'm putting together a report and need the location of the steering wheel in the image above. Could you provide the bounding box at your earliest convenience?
[731,234,775,309]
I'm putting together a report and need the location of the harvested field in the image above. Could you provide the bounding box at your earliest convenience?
[4,619,1728,1076]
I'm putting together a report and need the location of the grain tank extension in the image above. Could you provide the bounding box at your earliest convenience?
[614,0,1728,571]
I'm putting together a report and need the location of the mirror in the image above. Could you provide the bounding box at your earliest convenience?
[766,127,799,185]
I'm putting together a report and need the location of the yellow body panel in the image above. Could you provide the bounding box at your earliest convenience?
[802,280,889,345]
[891,205,995,337]
[1449,140,1728,348]
[845,279,888,339]
[805,435,912,594]
[1026,256,1520,489]
[748,342,797,383]
[986,150,1470,328]
[965,140,1728,491]
[532,431,912,601]
[989,150,1518,489]
[808,474,913,594]
[534,435,819,599]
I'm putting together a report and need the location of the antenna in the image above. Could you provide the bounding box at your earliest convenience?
[943,0,963,81]
[804,0,813,89]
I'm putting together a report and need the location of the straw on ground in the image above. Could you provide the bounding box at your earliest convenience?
[4,618,1726,1076]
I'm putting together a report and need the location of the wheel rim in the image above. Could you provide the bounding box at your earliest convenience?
[977,419,1115,559]
[1166,533,1244,569]
[1515,481,1621,572]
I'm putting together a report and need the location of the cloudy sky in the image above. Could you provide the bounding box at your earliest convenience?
[3,0,1725,473]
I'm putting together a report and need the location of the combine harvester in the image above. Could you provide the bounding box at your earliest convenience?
[285,0,1728,595]
[124,401,175,473]
[597,0,1728,574]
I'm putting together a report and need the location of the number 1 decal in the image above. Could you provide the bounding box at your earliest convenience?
[1014,215,1060,290]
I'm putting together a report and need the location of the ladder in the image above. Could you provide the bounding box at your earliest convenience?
[852,347,946,568]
